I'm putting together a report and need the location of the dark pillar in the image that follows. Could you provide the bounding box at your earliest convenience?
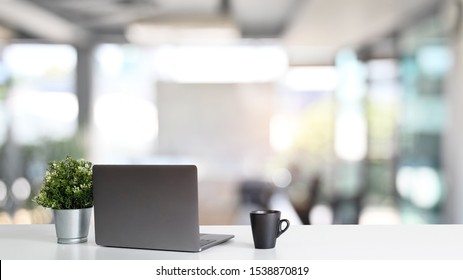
[75,45,94,129]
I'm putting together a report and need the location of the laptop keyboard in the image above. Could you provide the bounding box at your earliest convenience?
[200,239,215,247]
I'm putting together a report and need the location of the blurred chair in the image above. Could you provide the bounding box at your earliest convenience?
[239,179,275,209]
[289,174,321,225]
[330,194,363,224]
[235,179,275,224]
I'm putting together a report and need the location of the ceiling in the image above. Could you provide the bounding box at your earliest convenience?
[0,0,441,63]
[0,0,302,44]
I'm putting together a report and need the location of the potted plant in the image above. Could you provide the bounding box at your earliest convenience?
[34,155,93,244]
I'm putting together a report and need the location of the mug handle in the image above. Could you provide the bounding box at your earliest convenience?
[277,219,290,238]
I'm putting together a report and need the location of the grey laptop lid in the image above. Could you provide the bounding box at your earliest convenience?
[93,165,233,252]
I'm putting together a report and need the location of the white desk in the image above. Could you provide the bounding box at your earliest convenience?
[1,224,463,260]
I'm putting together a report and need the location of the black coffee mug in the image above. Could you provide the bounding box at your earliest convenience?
[250,210,290,249]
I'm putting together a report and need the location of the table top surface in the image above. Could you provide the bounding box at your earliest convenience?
[1,224,463,260]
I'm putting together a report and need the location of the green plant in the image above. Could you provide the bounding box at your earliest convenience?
[34,156,93,209]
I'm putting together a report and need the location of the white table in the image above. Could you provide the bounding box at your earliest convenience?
[1,224,463,259]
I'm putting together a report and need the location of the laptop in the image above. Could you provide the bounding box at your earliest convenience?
[93,164,234,252]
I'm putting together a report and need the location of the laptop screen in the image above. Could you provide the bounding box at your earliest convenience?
[93,165,201,252]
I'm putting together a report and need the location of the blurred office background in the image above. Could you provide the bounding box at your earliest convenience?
[0,0,462,225]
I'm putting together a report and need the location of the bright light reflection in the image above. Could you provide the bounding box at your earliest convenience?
[367,59,398,81]
[8,91,78,144]
[417,45,452,76]
[13,209,32,224]
[94,94,158,146]
[154,45,288,83]
[335,112,367,161]
[396,167,414,199]
[396,166,441,209]
[359,206,401,224]
[4,44,76,77]
[271,168,292,188]
[309,204,333,225]
[11,177,31,201]
[284,66,338,92]
[336,49,366,101]
[269,115,296,152]
[0,212,12,224]
[96,44,125,77]
[10,91,78,122]
[412,168,441,208]
[126,23,239,45]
